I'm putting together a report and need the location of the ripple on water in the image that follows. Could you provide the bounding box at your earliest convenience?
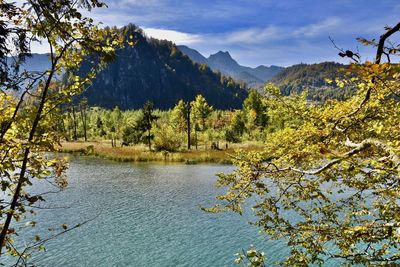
[3,157,332,266]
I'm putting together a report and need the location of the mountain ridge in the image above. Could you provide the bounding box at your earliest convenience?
[11,26,349,107]
[177,45,284,87]
[77,24,248,110]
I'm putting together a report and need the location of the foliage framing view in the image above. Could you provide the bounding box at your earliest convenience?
[0,0,124,261]
[207,23,400,266]
[0,0,399,266]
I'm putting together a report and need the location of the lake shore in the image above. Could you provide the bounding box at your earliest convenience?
[57,141,264,164]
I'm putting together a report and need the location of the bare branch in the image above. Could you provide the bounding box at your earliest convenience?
[376,22,400,64]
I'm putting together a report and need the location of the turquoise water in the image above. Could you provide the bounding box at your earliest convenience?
[2,156,352,266]
[3,156,287,266]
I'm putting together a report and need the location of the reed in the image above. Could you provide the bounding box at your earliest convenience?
[57,141,264,164]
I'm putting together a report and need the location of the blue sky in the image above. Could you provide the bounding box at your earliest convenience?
[36,0,400,67]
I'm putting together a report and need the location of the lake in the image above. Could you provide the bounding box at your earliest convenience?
[3,156,282,266]
[3,156,346,266]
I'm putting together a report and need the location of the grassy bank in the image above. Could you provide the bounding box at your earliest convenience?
[57,141,264,164]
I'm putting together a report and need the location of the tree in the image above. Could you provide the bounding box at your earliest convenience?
[225,110,246,143]
[191,95,213,131]
[153,124,182,152]
[121,123,142,145]
[122,101,158,149]
[95,115,106,138]
[71,103,78,141]
[110,106,123,147]
[243,89,268,129]
[207,111,230,150]
[171,100,191,150]
[0,0,124,259]
[141,101,158,150]
[207,22,400,266]
[191,95,213,149]
[79,98,88,141]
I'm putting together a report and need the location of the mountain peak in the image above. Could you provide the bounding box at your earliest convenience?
[177,45,208,65]
[216,51,231,56]
[77,27,247,110]
[177,45,285,88]
[207,51,239,73]
[209,51,233,60]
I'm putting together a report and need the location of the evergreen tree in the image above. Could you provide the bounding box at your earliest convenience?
[141,101,159,150]
[122,101,159,150]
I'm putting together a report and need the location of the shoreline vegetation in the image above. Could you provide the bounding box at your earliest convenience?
[57,141,264,164]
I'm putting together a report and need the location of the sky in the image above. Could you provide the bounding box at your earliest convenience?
[33,0,400,67]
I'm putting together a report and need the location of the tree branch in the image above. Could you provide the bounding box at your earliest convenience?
[267,138,399,176]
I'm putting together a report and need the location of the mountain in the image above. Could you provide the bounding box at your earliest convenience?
[16,29,349,106]
[207,51,241,73]
[177,45,284,88]
[78,25,248,110]
[177,45,208,65]
[251,65,285,81]
[270,62,353,101]
[22,53,51,73]
[5,54,54,95]
[6,53,51,75]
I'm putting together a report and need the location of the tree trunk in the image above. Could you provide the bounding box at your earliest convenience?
[80,108,87,142]
[66,110,71,141]
[186,104,191,150]
[148,129,151,151]
[195,129,198,150]
[61,114,69,142]
[72,105,77,141]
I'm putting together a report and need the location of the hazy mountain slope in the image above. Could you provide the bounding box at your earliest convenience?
[250,65,284,81]
[22,53,51,72]
[6,53,51,74]
[177,45,208,65]
[177,46,284,87]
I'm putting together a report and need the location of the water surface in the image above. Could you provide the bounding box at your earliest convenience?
[4,156,287,266]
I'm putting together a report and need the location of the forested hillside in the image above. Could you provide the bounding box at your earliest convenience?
[79,24,248,110]
[270,62,353,101]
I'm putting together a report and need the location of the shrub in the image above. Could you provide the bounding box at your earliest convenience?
[153,125,182,152]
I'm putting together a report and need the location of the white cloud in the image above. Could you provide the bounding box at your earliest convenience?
[141,26,287,47]
[222,26,283,44]
[294,17,343,37]
[30,40,50,54]
[143,28,203,44]
[25,16,384,66]
[148,17,345,49]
